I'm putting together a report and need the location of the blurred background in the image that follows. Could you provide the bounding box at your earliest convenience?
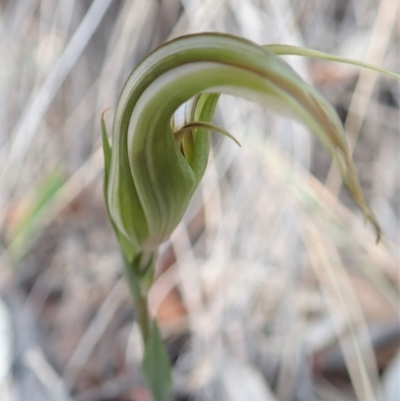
[0,0,399,400]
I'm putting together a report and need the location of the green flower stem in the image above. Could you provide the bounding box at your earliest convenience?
[122,251,156,342]
[122,253,172,401]
[136,295,150,341]
[123,267,150,341]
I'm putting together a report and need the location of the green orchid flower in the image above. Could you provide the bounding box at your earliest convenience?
[101,32,397,401]
[102,33,383,257]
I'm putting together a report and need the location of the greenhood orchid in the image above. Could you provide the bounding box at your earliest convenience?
[101,33,396,401]
[102,33,382,258]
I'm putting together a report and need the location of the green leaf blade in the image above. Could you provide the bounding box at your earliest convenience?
[141,321,172,401]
